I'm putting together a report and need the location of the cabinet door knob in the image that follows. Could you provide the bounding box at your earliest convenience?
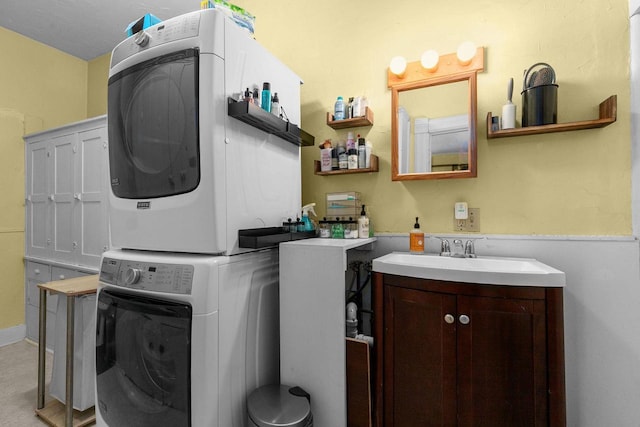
[34,269,40,275]
[444,314,455,324]
[459,314,470,325]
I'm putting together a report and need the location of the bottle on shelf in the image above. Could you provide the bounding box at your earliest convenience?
[261,82,272,112]
[334,96,345,120]
[358,138,366,168]
[271,92,280,116]
[337,142,348,169]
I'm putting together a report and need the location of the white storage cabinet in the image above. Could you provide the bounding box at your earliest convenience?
[24,115,108,345]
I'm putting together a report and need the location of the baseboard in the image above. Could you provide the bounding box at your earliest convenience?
[0,324,26,347]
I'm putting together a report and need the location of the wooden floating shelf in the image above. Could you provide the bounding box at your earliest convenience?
[486,95,617,139]
[314,155,379,175]
[326,107,374,129]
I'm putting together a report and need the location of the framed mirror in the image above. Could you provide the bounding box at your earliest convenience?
[388,48,484,180]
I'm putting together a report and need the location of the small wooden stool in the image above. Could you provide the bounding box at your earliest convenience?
[36,275,98,427]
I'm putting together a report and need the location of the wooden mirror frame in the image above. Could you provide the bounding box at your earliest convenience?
[388,47,484,180]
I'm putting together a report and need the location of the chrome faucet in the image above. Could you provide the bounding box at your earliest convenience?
[440,239,451,256]
[452,239,465,257]
[439,238,476,258]
[464,239,476,258]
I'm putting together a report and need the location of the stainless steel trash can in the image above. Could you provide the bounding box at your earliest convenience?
[247,385,313,427]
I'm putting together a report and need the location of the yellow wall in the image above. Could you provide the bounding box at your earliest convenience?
[87,53,110,117]
[0,27,88,330]
[236,0,631,235]
[83,1,632,235]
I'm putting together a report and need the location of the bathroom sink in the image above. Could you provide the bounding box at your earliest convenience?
[372,252,565,287]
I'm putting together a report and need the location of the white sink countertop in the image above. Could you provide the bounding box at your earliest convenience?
[372,252,566,287]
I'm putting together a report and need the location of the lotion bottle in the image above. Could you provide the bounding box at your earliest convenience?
[357,205,370,239]
[409,217,425,254]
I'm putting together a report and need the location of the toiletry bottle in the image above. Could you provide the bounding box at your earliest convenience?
[352,96,361,118]
[300,203,317,232]
[357,205,370,239]
[261,82,272,112]
[346,132,355,151]
[271,92,280,116]
[358,138,366,168]
[334,96,345,120]
[244,87,253,103]
[501,77,516,129]
[410,217,425,254]
[337,142,348,169]
[347,97,354,119]
[331,147,339,170]
[365,140,372,169]
[348,148,358,169]
[253,87,260,106]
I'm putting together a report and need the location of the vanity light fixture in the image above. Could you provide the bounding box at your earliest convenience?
[456,41,477,65]
[389,56,407,77]
[420,49,439,72]
[388,43,481,83]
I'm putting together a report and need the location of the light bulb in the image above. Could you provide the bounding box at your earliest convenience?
[389,56,407,77]
[420,50,439,71]
[456,41,477,65]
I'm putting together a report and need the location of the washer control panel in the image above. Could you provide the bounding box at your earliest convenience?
[100,257,194,295]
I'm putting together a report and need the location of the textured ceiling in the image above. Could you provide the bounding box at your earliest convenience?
[0,0,199,60]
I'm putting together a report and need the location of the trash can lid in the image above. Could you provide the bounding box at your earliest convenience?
[248,384,312,427]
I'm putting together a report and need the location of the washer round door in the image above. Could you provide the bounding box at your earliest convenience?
[96,289,192,427]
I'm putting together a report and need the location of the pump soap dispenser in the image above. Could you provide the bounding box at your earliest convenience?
[357,205,370,239]
[410,217,425,254]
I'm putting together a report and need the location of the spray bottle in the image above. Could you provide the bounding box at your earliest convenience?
[299,203,317,232]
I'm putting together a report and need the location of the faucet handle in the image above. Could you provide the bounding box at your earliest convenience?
[440,239,451,256]
[464,239,476,258]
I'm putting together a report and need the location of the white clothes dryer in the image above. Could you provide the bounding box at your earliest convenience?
[95,248,280,427]
[107,9,302,255]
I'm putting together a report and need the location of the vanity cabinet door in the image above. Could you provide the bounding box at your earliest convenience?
[383,285,457,427]
[375,274,563,427]
[456,295,548,427]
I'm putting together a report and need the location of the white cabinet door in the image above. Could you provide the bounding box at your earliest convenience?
[25,139,52,259]
[51,134,77,264]
[75,126,109,267]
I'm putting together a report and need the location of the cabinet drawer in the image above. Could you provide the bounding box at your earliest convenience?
[25,261,51,281]
[51,266,87,282]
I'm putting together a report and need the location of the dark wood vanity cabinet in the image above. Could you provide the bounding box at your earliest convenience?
[373,273,566,427]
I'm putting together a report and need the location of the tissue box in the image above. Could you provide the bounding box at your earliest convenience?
[326,192,361,219]
[126,13,161,36]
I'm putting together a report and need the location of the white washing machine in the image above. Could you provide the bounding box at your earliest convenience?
[95,248,280,427]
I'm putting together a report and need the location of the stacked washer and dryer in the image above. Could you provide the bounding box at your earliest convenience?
[96,9,302,427]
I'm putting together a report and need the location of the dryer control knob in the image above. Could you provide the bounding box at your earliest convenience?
[124,268,142,286]
[134,31,150,47]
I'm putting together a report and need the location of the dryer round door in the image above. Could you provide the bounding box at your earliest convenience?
[96,289,193,427]
[107,48,201,199]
